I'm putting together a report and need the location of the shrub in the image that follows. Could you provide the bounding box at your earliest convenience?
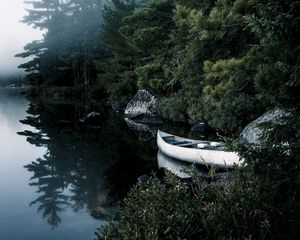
[96,171,270,240]
[159,94,188,122]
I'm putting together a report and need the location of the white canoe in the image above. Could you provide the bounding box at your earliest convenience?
[157,130,242,168]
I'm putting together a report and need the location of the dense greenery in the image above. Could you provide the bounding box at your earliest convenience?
[97,0,298,239]
[97,173,269,239]
[18,0,300,134]
[108,0,298,134]
[96,0,137,103]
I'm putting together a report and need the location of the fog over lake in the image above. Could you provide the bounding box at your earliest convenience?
[0,0,42,76]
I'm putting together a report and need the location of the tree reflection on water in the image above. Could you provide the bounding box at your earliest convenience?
[18,99,157,228]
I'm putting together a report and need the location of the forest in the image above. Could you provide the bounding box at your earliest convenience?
[17,0,299,134]
[17,0,300,239]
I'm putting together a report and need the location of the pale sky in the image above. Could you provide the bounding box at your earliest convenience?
[0,0,43,75]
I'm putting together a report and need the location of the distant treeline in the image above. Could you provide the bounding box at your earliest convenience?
[18,0,300,135]
[0,73,25,86]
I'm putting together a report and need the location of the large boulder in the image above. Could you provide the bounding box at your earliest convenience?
[240,108,289,146]
[125,90,163,124]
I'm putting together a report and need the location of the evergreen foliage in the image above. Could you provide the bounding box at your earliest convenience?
[18,0,299,131]
[17,0,106,88]
[120,0,175,93]
[95,0,137,104]
[94,0,299,239]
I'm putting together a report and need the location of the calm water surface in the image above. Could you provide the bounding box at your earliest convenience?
[0,88,159,240]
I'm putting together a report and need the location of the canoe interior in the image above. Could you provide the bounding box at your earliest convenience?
[162,135,225,151]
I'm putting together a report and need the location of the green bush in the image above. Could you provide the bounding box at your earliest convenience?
[95,171,271,240]
[203,93,262,135]
[159,94,189,122]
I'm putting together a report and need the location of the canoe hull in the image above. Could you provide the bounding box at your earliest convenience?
[157,130,241,168]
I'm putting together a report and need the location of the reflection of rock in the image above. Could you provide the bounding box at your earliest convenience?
[91,206,116,221]
[125,118,157,141]
[90,187,117,221]
[131,115,163,125]
[125,90,163,124]
[240,108,289,146]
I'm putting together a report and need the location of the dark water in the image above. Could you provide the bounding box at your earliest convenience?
[0,88,213,239]
[0,88,160,240]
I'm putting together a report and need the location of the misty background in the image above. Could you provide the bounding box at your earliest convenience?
[0,0,42,79]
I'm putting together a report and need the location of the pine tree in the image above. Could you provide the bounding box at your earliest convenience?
[17,0,107,88]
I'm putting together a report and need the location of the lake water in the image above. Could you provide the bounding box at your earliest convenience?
[0,88,210,239]
[0,88,161,240]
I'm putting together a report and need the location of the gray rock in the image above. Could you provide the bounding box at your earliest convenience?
[240,108,289,146]
[137,174,150,186]
[125,90,160,119]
